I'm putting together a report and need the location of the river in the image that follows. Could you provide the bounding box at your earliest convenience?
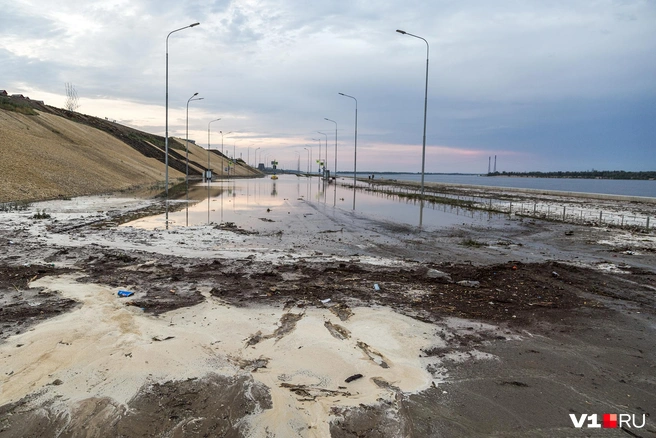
[338,173,656,198]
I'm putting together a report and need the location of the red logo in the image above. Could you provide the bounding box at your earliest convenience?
[602,414,618,428]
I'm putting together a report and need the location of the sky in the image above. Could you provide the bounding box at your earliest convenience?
[2,0,655,173]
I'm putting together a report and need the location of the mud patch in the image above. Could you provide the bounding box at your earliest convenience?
[245,312,304,346]
[0,374,271,438]
[0,264,77,342]
[324,320,351,340]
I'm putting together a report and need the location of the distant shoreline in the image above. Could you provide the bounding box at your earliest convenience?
[335,171,656,182]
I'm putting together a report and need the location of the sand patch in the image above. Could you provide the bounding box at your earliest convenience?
[0,274,485,436]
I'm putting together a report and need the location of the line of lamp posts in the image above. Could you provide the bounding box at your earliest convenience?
[165,24,430,223]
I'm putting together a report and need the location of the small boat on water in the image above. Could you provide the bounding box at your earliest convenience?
[270,175,278,180]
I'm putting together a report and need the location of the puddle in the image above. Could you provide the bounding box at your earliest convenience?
[124,175,508,231]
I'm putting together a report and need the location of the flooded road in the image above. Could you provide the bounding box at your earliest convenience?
[1,183,655,436]
[127,175,506,231]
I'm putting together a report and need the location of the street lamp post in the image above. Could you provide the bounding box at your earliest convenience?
[396,29,429,196]
[255,147,261,168]
[186,93,203,226]
[317,131,328,176]
[294,151,301,172]
[338,92,357,209]
[220,131,232,178]
[324,118,337,178]
[165,22,200,205]
[312,138,322,173]
[303,147,310,173]
[232,140,241,177]
[207,118,221,182]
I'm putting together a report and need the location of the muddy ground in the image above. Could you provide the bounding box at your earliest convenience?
[0,190,655,437]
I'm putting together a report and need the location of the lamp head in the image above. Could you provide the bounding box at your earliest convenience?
[193,92,198,96]
[338,92,345,96]
[396,29,406,34]
[190,22,200,27]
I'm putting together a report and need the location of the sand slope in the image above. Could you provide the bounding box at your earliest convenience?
[0,108,261,203]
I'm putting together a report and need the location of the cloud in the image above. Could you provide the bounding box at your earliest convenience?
[2,0,654,173]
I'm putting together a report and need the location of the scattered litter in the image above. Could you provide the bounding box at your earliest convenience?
[565,231,574,236]
[117,290,134,297]
[552,271,559,277]
[373,284,380,291]
[320,298,331,304]
[457,280,480,288]
[345,374,363,383]
[152,336,175,342]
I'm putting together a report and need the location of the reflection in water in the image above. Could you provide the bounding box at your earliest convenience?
[419,199,424,228]
[127,175,504,230]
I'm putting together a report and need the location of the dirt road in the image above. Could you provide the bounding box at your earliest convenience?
[0,187,655,437]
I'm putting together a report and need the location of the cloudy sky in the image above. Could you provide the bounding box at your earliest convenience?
[2,0,655,173]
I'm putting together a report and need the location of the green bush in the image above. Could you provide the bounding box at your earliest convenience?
[0,97,37,115]
[32,209,52,219]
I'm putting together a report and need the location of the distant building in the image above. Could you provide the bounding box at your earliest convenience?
[0,90,7,96]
